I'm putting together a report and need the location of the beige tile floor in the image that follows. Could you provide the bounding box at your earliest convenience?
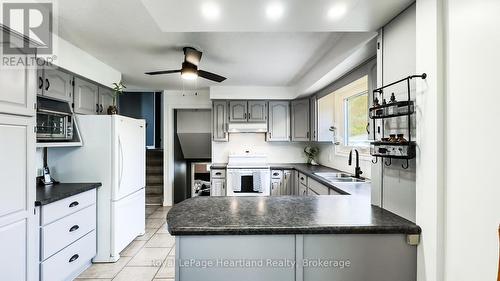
[76,205,175,281]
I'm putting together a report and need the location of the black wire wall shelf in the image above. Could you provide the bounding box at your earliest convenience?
[370,73,426,169]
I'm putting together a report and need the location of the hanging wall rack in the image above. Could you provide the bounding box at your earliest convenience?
[369,73,427,169]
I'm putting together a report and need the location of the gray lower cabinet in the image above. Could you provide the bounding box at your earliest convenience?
[73,78,99,115]
[228,101,247,122]
[98,87,114,115]
[247,101,267,122]
[267,101,290,141]
[271,178,282,196]
[212,101,228,142]
[211,169,226,196]
[283,170,293,195]
[38,68,73,103]
[291,99,310,141]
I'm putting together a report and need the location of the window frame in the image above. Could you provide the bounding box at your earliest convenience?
[343,90,370,148]
[333,75,371,158]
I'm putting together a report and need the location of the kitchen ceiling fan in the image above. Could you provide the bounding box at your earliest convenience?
[145,47,226,83]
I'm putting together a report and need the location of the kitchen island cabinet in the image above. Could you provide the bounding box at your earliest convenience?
[167,196,420,281]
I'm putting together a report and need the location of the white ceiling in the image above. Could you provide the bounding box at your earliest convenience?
[55,0,412,90]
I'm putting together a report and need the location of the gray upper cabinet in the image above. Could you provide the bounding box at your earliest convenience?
[74,78,99,115]
[247,101,267,122]
[228,101,247,122]
[212,101,228,142]
[267,101,290,142]
[39,68,73,103]
[310,96,318,141]
[98,87,114,115]
[291,99,310,141]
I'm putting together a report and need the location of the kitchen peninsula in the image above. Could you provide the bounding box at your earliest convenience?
[167,165,421,281]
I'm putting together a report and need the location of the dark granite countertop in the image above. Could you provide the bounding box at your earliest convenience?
[167,196,421,235]
[36,182,101,206]
[212,162,370,197]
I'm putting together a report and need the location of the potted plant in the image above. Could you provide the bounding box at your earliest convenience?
[304,146,319,165]
[108,81,126,115]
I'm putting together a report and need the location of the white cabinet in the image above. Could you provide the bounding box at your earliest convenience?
[299,183,307,196]
[73,78,99,115]
[0,114,36,281]
[212,101,228,142]
[310,95,318,141]
[0,44,36,116]
[38,68,73,103]
[291,99,310,141]
[282,170,292,195]
[98,86,114,115]
[267,101,290,142]
[317,93,335,142]
[211,169,226,196]
[39,189,97,281]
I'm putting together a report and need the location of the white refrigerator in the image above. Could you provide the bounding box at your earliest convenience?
[49,115,146,262]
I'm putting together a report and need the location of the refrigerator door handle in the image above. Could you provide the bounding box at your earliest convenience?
[118,136,124,190]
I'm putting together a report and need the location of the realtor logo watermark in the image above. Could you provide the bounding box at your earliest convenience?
[2,2,52,54]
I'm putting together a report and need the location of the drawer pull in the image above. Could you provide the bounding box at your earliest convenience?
[69,201,79,208]
[300,177,304,181]
[215,172,221,176]
[273,173,279,176]
[68,254,79,263]
[69,225,79,232]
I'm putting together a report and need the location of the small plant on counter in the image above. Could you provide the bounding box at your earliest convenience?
[108,81,127,115]
[304,146,320,165]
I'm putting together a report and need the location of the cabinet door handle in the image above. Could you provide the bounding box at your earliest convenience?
[69,201,79,208]
[100,104,104,113]
[68,254,79,263]
[45,79,50,90]
[96,104,99,113]
[69,225,80,232]
[38,77,43,89]
[248,112,251,119]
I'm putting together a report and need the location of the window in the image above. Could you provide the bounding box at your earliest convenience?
[333,75,370,155]
[344,90,369,147]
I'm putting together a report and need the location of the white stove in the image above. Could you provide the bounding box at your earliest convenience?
[226,154,271,196]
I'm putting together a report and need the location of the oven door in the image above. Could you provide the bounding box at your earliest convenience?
[227,169,270,196]
[36,112,68,140]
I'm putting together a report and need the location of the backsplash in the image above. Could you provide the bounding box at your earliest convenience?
[212,133,307,164]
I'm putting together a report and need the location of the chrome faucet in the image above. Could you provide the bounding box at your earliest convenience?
[348,149,363,178]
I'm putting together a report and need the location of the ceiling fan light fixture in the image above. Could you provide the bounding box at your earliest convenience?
[181,62,198,80]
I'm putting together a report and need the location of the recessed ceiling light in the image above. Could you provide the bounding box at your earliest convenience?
[266,2,284,21]
[327,3,347,20]
[201,2,220,21]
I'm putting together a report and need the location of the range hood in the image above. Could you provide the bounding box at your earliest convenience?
[228,123,268,133]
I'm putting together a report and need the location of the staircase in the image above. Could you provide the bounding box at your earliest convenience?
[146,149,163,205]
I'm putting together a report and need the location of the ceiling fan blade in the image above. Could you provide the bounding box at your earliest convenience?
[145,69,181,75]
[184,47,202,66]
[198,70,226,83]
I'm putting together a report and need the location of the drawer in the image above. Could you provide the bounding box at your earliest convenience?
[298,173,307,186]
[41,230,96,281]
[41,189,96,226]
[41,204,96,261]
[271,170,283,179]
[211,169,226,179]
[308,178,329,195]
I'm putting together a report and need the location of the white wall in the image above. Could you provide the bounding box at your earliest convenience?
[163,90,212,206]
[442,0,500,279]
[51,35,121,87]
[210,86,296,100]
[212,134,307,164]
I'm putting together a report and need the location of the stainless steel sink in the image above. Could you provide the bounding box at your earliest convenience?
[314,172,366,183]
